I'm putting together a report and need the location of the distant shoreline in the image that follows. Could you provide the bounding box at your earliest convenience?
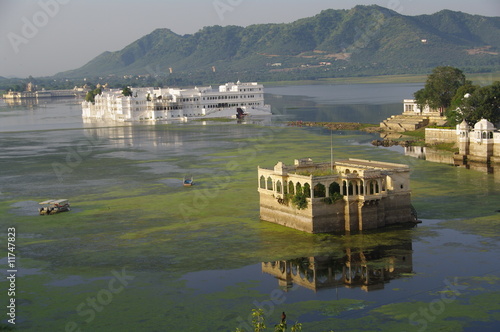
[263,71,500,87]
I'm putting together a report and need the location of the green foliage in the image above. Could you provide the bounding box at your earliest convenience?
[291,188,308,210]
[323,192,343,205]
[447,80,500,125]
[234,309,304,332]
[122,86,133,97]
[414,66,467,110]
[252,309,266,332]
[84,87,102,103]
[446,82,480,125]
[54,6,500,81]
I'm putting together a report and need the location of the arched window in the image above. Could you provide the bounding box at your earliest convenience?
[369,181,374,195]
[260,175,266,189]
[489,132,493,139]
[276,180,282,194]
[348,182,354,195]
[288,181,294,195]
[342,181,347,196]
[283,181,288,194]
[482,132,487,139]
[267,177,273,191]
[303,183,311,198]
[296,182,302,194]
[330,182,341,196]
[314,183,326,198]
[360,180,364,194]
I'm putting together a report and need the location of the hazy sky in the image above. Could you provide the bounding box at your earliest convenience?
[1,0,499,78]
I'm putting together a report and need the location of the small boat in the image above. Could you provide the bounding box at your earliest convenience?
[236,107,247,119]
[39,199,71,215]
[183,177,194,187]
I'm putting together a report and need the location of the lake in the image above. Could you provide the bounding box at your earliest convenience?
[0,83,499,331]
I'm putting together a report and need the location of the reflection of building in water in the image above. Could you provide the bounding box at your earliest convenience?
[258,158,417,233]
[262,243,413,292]
[83,120,184,150]
[405,146,496,175]
[405,146,455,165]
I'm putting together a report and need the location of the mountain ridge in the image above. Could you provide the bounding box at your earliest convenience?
[57,5,500,81]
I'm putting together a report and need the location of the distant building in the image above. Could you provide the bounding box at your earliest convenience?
[380,99,446,132]
[82,81,271,122]
[427,118,500,164]
[258,158,418,233]
[3,83,87,102]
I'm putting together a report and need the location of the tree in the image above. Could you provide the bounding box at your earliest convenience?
[446,82,479,126]
[85,87,102,103]
[448,81,500,126]
[414,66,467,113]
[122,86,133,97]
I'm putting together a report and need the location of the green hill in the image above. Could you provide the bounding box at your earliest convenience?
[57,5,500,82]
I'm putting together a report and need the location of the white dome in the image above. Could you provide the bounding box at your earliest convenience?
[458,120,469,130]
[474,119,495,131]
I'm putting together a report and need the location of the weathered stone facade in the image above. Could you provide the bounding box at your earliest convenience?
[425,119,500,164]
[258,158,416,233]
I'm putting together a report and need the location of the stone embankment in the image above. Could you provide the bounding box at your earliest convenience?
[287,121,418,147]
[287,121,381,132]
[371,139,414,147]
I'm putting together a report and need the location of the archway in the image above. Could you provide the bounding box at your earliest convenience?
[260,175,266,189]
[314,183,326,198]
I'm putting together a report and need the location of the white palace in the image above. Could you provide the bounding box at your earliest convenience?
[82,81,271,122]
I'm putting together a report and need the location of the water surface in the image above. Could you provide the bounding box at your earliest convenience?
[0,84,498,331]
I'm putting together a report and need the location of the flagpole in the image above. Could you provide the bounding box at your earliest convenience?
[330,128,333,173]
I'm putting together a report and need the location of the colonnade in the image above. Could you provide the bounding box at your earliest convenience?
[259,175,385,199]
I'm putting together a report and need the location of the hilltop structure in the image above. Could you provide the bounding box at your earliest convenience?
[82,81,271,122]
[258,158,417,233]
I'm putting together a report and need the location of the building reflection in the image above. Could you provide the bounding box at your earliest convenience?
[404,146,496,175]
[83,119,185,150]
[262,242,412,292]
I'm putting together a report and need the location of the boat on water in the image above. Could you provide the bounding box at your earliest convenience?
[38,199,71,215]
[183,177,194,187]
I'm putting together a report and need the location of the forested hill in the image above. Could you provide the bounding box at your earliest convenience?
[58,5,500,82]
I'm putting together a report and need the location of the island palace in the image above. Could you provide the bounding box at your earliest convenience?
[82,81,271,122]
[258,158,418,233]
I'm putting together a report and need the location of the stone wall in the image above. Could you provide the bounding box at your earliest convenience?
[259,193,315,233]
[425,128,456,145]
[259,192,414,233]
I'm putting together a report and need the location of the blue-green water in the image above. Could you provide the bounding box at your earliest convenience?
[0,84,499,331]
